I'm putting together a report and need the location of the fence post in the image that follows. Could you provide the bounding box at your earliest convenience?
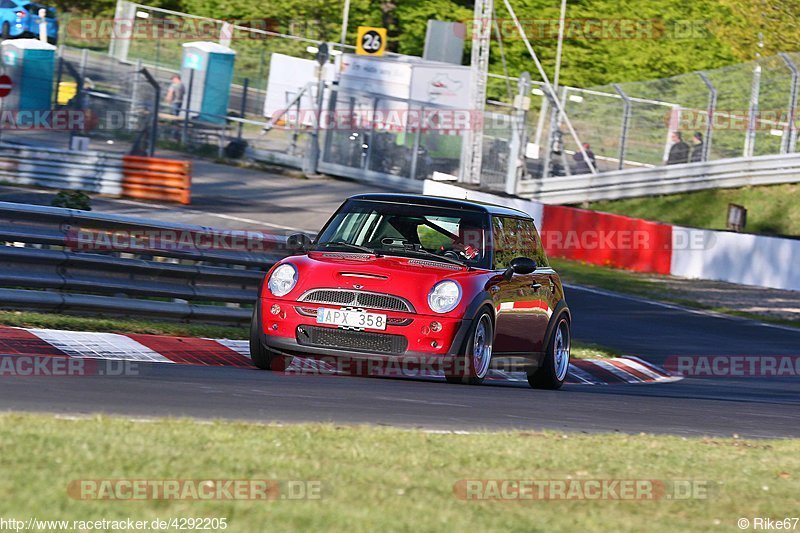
[505,71,531,194]
[779,53,798,154]
[139,67,160,157]
[744,62,762,157]
[53,56,63,108]
[238,78,249,140]
[109,0,134,62]
[181,69,194,146]
[698,72,716,162]
[129,58,142,130]
[612,83,631,171]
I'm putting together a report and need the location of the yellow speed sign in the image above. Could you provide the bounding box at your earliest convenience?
[356,26,387,56]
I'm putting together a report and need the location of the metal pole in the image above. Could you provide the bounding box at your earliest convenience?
[612,84,630,170]
[238,78,249,140]
[340,0,351,47]
[181,68,194,146]
[505,72,530,194]
[53,57,64,108]
[744,62,761,158]
[698,72,716,161]
[408,107,422,180]
[779,52,798,154]
[79,48,88,79]
[139,67,160,157]
[129,59,142,129]
[553,0,567,90]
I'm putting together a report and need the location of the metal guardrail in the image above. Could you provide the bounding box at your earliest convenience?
[517,152,800,204]
[0,143,125,195]
[0,202,288,322]
[0,143,193,204]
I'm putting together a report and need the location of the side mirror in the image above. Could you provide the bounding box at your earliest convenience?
[503,257,537,280]
[286,233,313,253]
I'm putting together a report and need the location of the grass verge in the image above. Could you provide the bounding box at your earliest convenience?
[0,414,796,532]
[550,258,800,329]
[582,183,800,237]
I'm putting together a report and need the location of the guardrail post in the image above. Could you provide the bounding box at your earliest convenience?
[612,84,631,171]
[698,72,716,162]
[779,53,798,154]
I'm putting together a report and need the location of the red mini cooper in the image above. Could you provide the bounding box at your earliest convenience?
[250,194,571,389]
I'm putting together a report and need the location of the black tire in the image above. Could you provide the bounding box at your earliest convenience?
[1,23,10,40]
[528,314,570,390]
[445,308,494,385]
[249,306,292,371]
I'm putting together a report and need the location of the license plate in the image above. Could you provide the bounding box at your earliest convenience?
[316,308,387,330]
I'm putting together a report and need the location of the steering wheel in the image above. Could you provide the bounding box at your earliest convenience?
[442,250,461,260]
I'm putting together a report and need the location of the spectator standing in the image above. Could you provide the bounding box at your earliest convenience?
[165,75,185,116]
[666,131,690,165]
[572,142,597,174]
[690,132,704,162]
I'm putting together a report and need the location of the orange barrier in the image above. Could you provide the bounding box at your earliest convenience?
[121,156,191,205]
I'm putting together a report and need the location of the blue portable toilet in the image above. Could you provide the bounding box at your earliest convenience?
[0,39,56,112]
[180,42,236,125]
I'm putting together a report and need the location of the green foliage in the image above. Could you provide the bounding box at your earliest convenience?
[50,190,92,211]
[53,0,794,88]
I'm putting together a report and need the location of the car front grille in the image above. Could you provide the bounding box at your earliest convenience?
[296,326,408,355]
[299,289,414,313]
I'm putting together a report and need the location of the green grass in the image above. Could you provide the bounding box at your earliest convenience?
[0,310,248,339]
[550,258,800,329]
[571,341,619,359]
[0,414,797,532]
[583,183,800,237]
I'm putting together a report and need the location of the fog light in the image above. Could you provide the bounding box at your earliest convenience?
[430,321,442,332]
[270,304,281,315]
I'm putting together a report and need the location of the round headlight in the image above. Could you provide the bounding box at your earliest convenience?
[428,280,462,314]
[268,263,298,297]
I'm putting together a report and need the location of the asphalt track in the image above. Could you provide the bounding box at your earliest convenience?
[0,163,798,437]
[1,285,797,438]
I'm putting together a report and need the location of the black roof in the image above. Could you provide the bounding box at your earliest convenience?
[348,193,531,219]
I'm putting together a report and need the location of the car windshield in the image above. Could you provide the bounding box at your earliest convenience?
[316,199,490,269]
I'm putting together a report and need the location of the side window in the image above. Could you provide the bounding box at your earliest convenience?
[492,216,548,269]
[519,218,549,268]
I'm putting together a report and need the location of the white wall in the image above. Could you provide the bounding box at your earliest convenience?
[671,226,800,291]
[423,180,545,231]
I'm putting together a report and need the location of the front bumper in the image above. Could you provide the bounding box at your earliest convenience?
[258,297,473,362]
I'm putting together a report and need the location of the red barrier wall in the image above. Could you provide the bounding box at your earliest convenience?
[541,205,673,274]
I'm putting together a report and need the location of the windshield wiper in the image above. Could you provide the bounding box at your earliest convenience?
[315,241,382,256]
